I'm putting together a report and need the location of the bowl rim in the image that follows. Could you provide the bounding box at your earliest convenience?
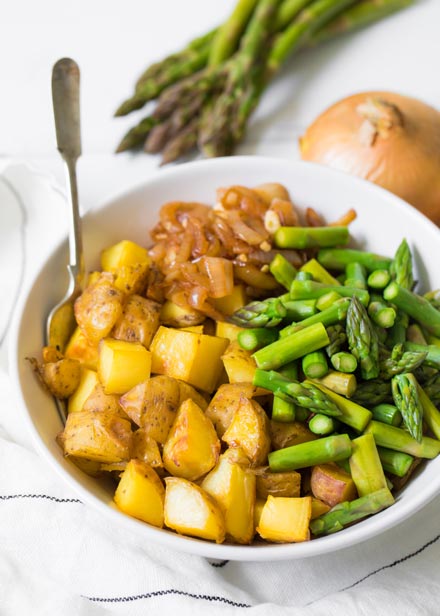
[8,155,440,561]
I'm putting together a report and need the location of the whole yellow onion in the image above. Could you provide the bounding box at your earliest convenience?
[300,91,440,224]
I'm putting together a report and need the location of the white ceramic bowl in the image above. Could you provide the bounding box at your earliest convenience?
[10,156,440,561]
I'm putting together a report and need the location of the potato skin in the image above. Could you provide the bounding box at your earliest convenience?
[270,420,317,450]
[255,470,301,499]
[74,273,125,345]
[40,357,81,399]
[62,410,133,463]
[206,383,256,438]
[222,397,271,467]
[310,463,357,507]
[112,295,160,348]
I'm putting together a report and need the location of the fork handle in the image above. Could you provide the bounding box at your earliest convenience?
[52,58,84,284]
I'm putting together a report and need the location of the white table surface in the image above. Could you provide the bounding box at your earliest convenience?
[2,1,440,613]
[1,0,439,208]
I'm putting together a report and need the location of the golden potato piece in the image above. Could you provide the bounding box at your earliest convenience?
[114,459,164,527]
[213,285,248,316]
[101,239,150,271]
[160,300,205,328]
[222,397,271,467]
[206,383,256,438]
[254,498,266,531]
[311,497,331,520]
[270,420,317,451]
[164,477,225,543]
[257,496,312,543]
[74,273,125,346]
[68,368,99,414]
[215,321,244,342]
[221,341,267,395]
[65,327,99,370]
[112,295,160,348]
[113,263,150,295]
[40,357,81,399]
[255,469,301,499]
[163,399,220,481]
[82,382,128,418]
[120,375,181,442]
[310,463,357,507]
[202,448,256,544]
[62,410,132,463]
[150,326,228,393]
[177,381,209,411]
[98,339,151,394]
[131,429,163,469]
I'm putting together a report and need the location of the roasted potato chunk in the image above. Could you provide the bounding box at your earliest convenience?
[270,420,317,450]
[255,469,301,499]
[62,410,132,463]
[74,273,125,346]
[311,464,357,507]
[213,285,248,316]
[120,375,181,442]
[215,321,244,342]
[98,339,151,394]
[65,326,99,370]
[202,448,256,544]
[257,496,312,543]
[206,383,256,438]
[113,263,150,295]
[68,368,99,414]
[150,326,228,393]
[82,382,127,419]
[101,239,150,271]
[164,477,225,543]
[37,356,81,399]
[163,399,220,481]
[114,459,164,527]
[112,295,160,348]
[221,341,267,394]
[131,429,163,469]
[160,300,205,328]
[222,397,271,467]
[178,381,209,410]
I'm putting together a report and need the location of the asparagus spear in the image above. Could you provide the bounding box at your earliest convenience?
[346,296,380,380]
[406,324,428,345]
[390,238,414,290]
[295,270,313,282]
[331,351,357,373]
[115,117,159,153]
[368,297,396,329]
[404,342,440,369]
[318,248,391,272]
[307,380,372,431]
[371,403,402,427]
[282,297,349,342]
[325,324,347,357]
[252,322,330,370]
[349,434,389,496]
[423,372,440,406]
[416,384,440,441]
[384,282,440,337]
[302,350,329,378]
[253,369,341,416]
[231,296,288,328]
[310,0,414,46]
[237,327,279,351]
[386,309,409,349]
[377,447,413,478]
[274,226,349,249]
[208,0,259,66]
[379,344,427,380]
[269,253,298,290]
[272,394,297,422]
[367,269,391,290]
[308,413,337,435]
[284,299,317,321]
[290,281,369,305]
[351,379,392,407]
[365,421,440,458]
[313,370,357,397]
[391,373,424,442]
[301,258,340,285]
[310,488,395,536]
[345,262,367,290]
[268,433,352,471]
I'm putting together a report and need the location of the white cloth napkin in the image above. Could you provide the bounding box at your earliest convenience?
[2,162,440,616]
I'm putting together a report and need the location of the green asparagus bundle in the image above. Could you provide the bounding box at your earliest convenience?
[115,0,414,162]
[346,296,380,380]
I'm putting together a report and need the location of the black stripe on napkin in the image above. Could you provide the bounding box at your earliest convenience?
[0,493,82,503]
[85,589,251,607]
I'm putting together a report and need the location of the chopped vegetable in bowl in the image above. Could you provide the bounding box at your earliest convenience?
[29,181,440,546]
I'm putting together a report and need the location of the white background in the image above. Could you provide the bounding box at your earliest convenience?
[1,0,439,208]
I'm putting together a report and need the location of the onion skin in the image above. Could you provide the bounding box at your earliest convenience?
[300,91,440,224]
